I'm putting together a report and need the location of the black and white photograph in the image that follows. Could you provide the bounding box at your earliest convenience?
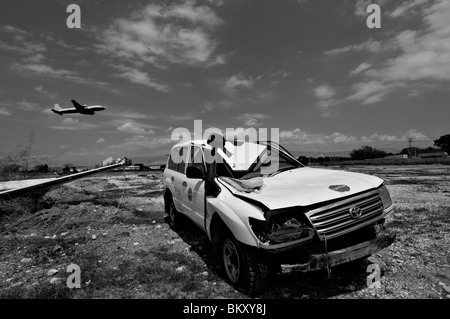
[0,0,449,305]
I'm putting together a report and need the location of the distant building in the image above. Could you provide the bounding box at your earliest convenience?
[125,165,141,171]
[418,151,448,158]
[102,157,114,166]
[384,154,408,159]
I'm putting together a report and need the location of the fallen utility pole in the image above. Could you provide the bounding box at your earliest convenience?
[0,159,126,200]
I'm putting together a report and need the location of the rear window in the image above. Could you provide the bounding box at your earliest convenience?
[167,146,190,174]
[176,146,189,174]
[167,152,178,171]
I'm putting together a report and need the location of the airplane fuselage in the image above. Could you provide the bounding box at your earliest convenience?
[51,106,105,115]
[51,100,106,115]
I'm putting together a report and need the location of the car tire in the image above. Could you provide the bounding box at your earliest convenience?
[165,193,183,230]
[221,233,269,296]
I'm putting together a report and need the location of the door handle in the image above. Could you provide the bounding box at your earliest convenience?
[182,181,187,187]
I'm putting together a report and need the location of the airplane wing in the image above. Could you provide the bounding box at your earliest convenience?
[71,100,86,112]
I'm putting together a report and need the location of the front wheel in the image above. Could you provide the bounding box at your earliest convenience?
[221,234,269,296]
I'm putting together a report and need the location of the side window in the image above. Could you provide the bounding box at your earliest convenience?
[176,146,189,174]
[167,148,178,171]
[190,146,205,168]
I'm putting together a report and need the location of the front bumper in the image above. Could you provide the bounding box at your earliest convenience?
[281,232,396,273]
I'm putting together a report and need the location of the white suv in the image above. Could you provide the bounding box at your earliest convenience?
[163,137,395,295]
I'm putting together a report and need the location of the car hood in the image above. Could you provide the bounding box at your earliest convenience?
[218,167,383,210]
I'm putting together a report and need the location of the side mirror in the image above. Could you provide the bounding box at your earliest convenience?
[186,164,205,179]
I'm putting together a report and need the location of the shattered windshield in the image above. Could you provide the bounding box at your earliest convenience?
[215,141,303,179]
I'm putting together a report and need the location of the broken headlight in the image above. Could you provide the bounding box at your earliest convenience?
[249,210,315,245]
[378,185,393,210]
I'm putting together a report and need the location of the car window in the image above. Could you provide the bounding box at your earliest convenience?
[167,148,178,171]
[190,146,205,167]
[176,146,189,174]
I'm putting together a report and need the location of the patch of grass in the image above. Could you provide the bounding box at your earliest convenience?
[0,236,87,260]
[136,190,164,198]
[387,179,437,185]
[0,282,73,299]
[46,246,212,298]
[109,209,164,226]
[91,197,121,207]
[387,206,450,235]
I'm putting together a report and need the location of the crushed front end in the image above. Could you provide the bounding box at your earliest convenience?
[248,186,396,273]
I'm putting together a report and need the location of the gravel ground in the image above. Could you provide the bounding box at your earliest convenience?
[0,165,449,299]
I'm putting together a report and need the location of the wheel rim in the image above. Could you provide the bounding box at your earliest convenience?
[223,239,240,283]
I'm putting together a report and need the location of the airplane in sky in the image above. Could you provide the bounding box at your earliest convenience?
[51,100,106,115]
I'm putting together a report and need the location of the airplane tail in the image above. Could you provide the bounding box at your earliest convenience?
[51,104,63,115]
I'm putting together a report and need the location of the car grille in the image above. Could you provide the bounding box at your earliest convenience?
[305,189,383,240]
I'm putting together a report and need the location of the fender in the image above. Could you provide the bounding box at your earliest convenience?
[206,194,265,246]
[163,177,182,212]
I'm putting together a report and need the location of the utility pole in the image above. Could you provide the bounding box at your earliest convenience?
[408,138,414,158]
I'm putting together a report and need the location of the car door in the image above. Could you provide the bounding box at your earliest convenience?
[170,146,189,212]
[182,145,206,229]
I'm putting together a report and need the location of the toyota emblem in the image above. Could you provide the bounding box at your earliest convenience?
[349,206,362,219]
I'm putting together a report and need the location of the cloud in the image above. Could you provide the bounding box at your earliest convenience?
[14,63,108,87]
[205,0,225,6]
[97,2,224,68]
[63,118,79,125]
[243,119,260,127]
[0,26,110,89]
[113,65,169,92]
[270,70,290,79]
[344,0,450,100]
[369,1,450,83]
[361,129,429,143]
[216,73,258,95]
[34,85,58,99]
[401,129,429,141]
[0,26,47,60]
[2,25,27,35]
[350,63,372,76]
[281,130,357,145]
[117,122,155,135]
[109,134,173,151]
[16,63,73,77]
[347,81,392,105]
[314,85,340,116]
[324,38,386,55]
[0,107,11,116]
[49,118,99,130]
[16,100,40,111]
[202,100,234,112]
[97,138,106,144]
[315,85,335,99]
[236,113,268,126]
[280,129,329,145]
[168,115,195,122]
[103,110,154,119]
[280,128,428,148]
[328,1,450,105]
[389,0,427,18]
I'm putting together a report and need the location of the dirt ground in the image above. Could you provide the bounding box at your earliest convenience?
[0,165,449,299]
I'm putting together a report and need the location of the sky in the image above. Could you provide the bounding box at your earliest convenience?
[0,0,449,165]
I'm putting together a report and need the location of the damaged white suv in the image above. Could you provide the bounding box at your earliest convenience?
[163,136,395,295]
